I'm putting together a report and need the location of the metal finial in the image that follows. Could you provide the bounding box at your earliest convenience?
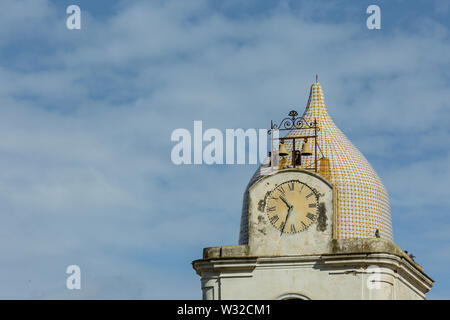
[315,74,318,83]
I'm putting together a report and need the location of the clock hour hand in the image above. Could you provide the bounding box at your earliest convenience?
[279,194,292,208]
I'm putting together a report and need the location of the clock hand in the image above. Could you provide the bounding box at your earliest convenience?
[279,194,292,208]
[280,205,293,235]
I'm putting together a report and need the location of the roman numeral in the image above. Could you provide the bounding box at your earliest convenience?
[301,221,307,228]
[308,203,317,208]
[306,213,315,220]
[269,215,279,224]
[306,192,314,199]
[267,206,276,212]
[278,186,285,194]
[288,182,294,191]
[290,224,297,233]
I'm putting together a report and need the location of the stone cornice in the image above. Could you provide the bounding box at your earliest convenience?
[193,238,434,294]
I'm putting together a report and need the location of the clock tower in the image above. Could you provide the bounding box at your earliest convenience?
[192,80,433,300]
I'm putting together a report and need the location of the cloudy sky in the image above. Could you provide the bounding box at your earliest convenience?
[0,0,449,299]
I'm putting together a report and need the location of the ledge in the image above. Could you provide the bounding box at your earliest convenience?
[194,239,434,295]
[199,239,432,282]
[330,239,411,263]
[203,245,249,259]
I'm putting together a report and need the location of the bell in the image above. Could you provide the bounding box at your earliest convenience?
[278,142,289,156]
[301,139,313,156]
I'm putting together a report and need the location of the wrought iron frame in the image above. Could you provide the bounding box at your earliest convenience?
[269,110,323,172]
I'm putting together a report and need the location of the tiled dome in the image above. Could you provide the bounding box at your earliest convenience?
[239,81,393,243]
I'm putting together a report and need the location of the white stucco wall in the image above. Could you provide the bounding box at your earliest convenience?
[195,253,429,300]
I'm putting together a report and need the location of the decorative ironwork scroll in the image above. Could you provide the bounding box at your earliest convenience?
[269,110,316,134]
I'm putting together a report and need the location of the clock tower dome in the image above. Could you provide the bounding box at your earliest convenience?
[192,80,433,300]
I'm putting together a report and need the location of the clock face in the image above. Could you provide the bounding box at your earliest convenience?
[265,180,319,234]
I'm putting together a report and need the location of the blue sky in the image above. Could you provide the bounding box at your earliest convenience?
[0,0,449,299]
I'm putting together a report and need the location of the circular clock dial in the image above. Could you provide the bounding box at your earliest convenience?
[265,180,319,234]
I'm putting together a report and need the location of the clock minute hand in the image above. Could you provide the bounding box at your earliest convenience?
[279,195,292,208]
[280,205,293,235]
